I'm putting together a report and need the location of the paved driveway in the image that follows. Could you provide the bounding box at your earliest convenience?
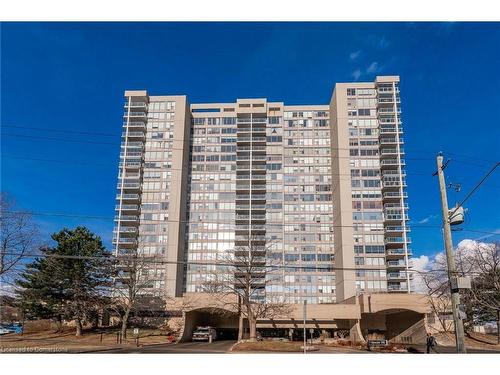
[98,340,236,354]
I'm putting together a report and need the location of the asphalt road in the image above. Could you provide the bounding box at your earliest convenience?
[98,340,237,354]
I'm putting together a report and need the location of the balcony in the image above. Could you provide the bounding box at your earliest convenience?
[380,159,404,167]
[385,237,411,244]
[386,249,407,256]
[115,215,139,222]
[112,237,137,246]
[388,285,408,292]
[379,126,403,134]
[124,102,147,109]
[125,111,147,118]
[117,182,141,189]
[385,226,410,233]
[383,192,408,199]
[384,203,409,210]
[384,212,409,221]
[115,204,139,211]
[124,121,146,129]
[121,161,142,169]
[382,180,407,188]
[113,226,137,234]
[380,148,404,156]
[386,261,407,268]
[380,137,404,145]
[116,193,140,201]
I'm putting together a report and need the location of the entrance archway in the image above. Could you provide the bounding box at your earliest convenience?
[181,307,239,342]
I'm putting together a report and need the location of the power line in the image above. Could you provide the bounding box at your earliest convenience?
[2,125,117,137]
[0,251,455,275]
[449,161,500,218]
[2,210,498,237]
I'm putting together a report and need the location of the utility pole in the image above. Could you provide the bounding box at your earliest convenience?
[436,152,466,353]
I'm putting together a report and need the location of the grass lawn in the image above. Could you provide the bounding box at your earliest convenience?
[0,328,174,353]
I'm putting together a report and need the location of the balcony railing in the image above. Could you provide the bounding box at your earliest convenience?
[115,204,139,211]
[115,215,139,221]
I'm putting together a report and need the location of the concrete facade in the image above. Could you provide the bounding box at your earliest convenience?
[114,76,416,340]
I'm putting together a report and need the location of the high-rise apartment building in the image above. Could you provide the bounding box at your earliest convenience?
[113,75,411,306]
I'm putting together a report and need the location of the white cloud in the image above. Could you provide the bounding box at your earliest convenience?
[411,254,432,293]
[366,61,380,74]
[417,214,439,224]
[349,50,361,61]
[351,69,362,80]
[411,238,497,293]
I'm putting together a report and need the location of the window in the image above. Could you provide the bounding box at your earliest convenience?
[268,116,281,124]
[267,136,282,143]
[358,109,371,116]
[347,88,356,96]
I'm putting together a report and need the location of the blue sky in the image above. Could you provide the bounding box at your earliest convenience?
[1,22,499,258]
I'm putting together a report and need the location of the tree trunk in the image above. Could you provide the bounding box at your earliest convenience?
[238,314,244,341]
[75,317,83,337]
[56,315,63,333]
[121,307,131,339]
[246,304,257,341]
[497,310,500,345]
[248,317,257,341]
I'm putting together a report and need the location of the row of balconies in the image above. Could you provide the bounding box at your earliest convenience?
[116,193,140,201]
[386,260,413,268]
[387,272,410,280]
[383,202,409,210]
[380,159,405,167]
[235,194,266,200]
[115,204,139,211]
[112,239,137,248]
[380,148,405,156]
[123,121,146,128]
[236,154,267,161]
[113,226,138,234]
[384,212,410,221]
[124,102,148,109]
[385,237,412,244]
[235,224,267,231]
[378,107,401,114]
[114,215,139,222]
[237,117,267,123]
[379,126,403,134]
[387,284,408,292]
[236,145,266,151]
[236,214,266,220]
[380,137,404,145]
[236,204,266,210]
[386,249,412,256]
[237,136,267,142]
[385,225,411,233]
[119,151,142,158]
[235,235,267,241]
[121,131,146,138]
[383,192,408,199]
[116,183,141,190]
[382,180,407,188]
[236,174,266,180]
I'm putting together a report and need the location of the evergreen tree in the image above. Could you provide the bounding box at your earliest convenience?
[16,227,113,336]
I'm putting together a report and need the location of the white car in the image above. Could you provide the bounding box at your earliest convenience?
[0,327,14,335]
[192,326,217,342]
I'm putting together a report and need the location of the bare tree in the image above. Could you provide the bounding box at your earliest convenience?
[466,242,500,343]
[423,241,500,341]
[110,247,167,339]
[0,194,39,279]
[202,241,292,342]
